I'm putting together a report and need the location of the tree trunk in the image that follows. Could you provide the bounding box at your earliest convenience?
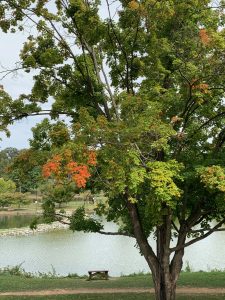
[153,214,177,300]
[153,273,176,300]
[127,201,185,300]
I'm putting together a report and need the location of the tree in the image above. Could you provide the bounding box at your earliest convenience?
[29,118,71,151]
[0,177,26,207]
[0,177,16,193]
[7,148,48,192]
[0,147,19,178]
[1,1,225,299]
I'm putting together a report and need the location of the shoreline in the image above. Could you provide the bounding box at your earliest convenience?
[0,209,40,216]
[0,221,69,237]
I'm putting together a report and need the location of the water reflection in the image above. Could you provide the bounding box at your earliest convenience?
[0,214,36,229]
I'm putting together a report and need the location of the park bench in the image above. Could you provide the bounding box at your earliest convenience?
[88,270,109,280]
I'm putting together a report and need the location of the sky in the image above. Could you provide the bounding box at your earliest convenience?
[0,31,43,150]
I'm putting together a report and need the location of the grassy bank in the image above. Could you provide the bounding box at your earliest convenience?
[1,196,103,215]
[0,272,225,299]
[0,271,225,292]
[0,295,224,300]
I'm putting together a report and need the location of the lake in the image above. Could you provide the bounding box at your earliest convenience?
[0,214,224,276]
[0,214,36,229]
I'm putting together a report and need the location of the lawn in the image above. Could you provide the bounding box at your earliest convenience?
[0,272,225,291]
[0,294,224,300]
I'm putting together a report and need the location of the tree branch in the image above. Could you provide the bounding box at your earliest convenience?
[106,0,130,93]
[98,230,134,237]
[0,109,75,124]
[172,221,179,233]
[99,48,120,120]
[170,218,225,252]
[190,228,225,234]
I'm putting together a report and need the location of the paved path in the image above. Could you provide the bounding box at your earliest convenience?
[0,287,225,296]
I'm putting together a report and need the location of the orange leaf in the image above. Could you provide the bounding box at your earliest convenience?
[199,28,210,45]
[87,151,97,166]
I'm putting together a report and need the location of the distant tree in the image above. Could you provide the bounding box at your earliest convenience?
[1,1,225,299]
[29,118,71,151]
[8,149,48,193]
[0,192,29,209]
[0,177,25,208]
[0,177,16,193]
[0,147,19,178]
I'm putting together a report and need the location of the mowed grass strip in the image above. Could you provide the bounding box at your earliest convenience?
[177,271,225,287]
[0,294,224,300]
[0,272,225,292]
[0,274,152,292]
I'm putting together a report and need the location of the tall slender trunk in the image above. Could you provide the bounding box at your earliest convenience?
[153,213,175,300]
[127,201,186,300]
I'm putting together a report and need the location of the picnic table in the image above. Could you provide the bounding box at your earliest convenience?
[88,270,109,280]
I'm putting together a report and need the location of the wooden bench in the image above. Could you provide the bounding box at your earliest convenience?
[88,270,109,280]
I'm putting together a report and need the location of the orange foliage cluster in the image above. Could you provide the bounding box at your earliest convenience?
[72,166,90,188]
[87,151,97,166]
[42,151,97,188]
[66,161,91,188]
[66,161,78,173]
[42,155,61,178]
[199,28,210,45]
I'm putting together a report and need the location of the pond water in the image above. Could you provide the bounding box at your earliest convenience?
[0,214,36,229]
[0,215,225,276]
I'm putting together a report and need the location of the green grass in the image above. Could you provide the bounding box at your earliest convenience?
[8,199,101,214]
[178,271,225,287]
[0,295,154,300]
[0,272,225,292]
[0,273,225,299]
[0,295,224,300]
[0,274,151,292]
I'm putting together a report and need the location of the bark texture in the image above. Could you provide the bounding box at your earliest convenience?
[127,201,186,300]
